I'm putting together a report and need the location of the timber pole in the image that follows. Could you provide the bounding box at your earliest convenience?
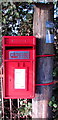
[32,3,54,119]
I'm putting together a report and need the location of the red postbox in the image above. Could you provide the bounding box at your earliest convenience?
[2,36,36,99]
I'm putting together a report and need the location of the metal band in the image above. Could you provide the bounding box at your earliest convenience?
[35,81,54,86]
[36,54,56,57]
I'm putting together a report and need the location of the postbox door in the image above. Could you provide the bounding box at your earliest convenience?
[5,61,34,98]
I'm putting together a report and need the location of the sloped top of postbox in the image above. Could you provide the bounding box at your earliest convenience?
[2,36,36,46]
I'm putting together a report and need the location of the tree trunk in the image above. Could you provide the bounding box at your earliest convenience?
[32,3,54,119]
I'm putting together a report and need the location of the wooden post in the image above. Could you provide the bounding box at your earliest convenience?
[32,3,54,119]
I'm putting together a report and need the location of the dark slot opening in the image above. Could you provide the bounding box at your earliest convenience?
[5,46,33,50]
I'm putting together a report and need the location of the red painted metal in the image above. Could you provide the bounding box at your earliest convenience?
[2,36,36,99]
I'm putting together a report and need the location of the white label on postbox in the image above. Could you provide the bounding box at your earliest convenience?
[14,69,25,89]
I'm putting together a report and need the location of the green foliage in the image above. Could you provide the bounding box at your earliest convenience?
[53,67,58,77]
[49,96,58,119]
[2,2,33,36]
[18,99,32,118]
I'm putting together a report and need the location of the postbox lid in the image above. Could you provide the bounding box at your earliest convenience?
[3,36,36,46]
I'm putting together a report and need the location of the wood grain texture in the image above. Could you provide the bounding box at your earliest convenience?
[32,3,54,119]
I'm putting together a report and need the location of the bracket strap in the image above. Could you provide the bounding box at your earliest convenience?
[35,81,54,86]
[36,54,56,57]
